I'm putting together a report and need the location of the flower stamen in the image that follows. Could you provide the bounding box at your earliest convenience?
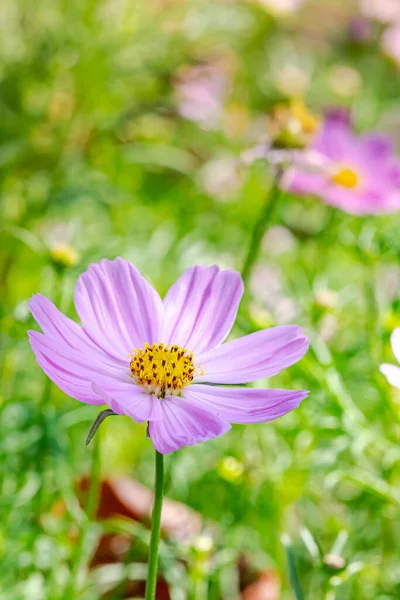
[332,166,360,189]
[130,342,203,396]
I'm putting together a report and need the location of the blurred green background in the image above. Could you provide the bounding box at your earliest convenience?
[2,0,400,598]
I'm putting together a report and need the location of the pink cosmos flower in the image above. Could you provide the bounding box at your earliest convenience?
[283,114,400,215]
[380,329,400,388]
[28,259,309,454]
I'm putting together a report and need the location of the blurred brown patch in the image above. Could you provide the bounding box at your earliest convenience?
[80,476,202,541]
[103,578,171,600]
[75,477,280,599]
[238,555,280,600]
[241,572,280,600]
[80,476,202,597]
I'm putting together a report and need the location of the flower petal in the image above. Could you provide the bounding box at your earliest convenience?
[161,265,244,354]
[74,258,163,359]
[184,385,308,423]
[380,363,400,389]
[92,383,162,423]
[29,294,125,366]
[323,184,400,215]
[196,325,309,384]
[28,294,131,404]
[28,329,129,405]
[29,332,98,404]
[389,160,400,186]
[283,169,329,197]
[360,133,394,161]
[148,394,231,454]
[314,118,352,160]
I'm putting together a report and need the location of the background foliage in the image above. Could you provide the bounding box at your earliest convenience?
[1,0,400,598]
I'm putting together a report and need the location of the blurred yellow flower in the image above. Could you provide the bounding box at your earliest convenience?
[50,244,80,269]
[218,456,244,483]
[290,100,319,135]
[271,99,320,149]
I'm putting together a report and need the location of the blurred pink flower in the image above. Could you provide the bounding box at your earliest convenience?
[381,25,400,66]
[283,114,400,215]
[176,65,227,129]
[359,0,400,24]
[348,18,374,44]
[29,259,309,454]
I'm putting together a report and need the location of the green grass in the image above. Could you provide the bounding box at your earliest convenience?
[1,1,400,598]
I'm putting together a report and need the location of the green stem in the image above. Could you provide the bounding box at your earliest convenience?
[364,259,381,364]
[285,542,305,600]
[61,435,102,600]
[145,450,165,600]
[241,170,282,285]
[193,578,208,600]
[86,433,102,519]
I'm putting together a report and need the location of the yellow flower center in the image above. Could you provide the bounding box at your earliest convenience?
[331,167,360,189]
[130,342,203,396]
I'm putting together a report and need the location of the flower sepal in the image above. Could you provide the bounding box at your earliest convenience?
[86,408,118,446]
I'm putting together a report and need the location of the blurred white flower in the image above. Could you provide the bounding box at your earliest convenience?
[193,533,214,554]
[314,288,338,310]
[381,25,400,66]
[318,314,338,342]
[378,265,400,301]
[274,64,310,98]
[199,156,242,201]
[258,0,304,16]
[323,554,346,570]
[262,225,296,256]
[380,329,400,388]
